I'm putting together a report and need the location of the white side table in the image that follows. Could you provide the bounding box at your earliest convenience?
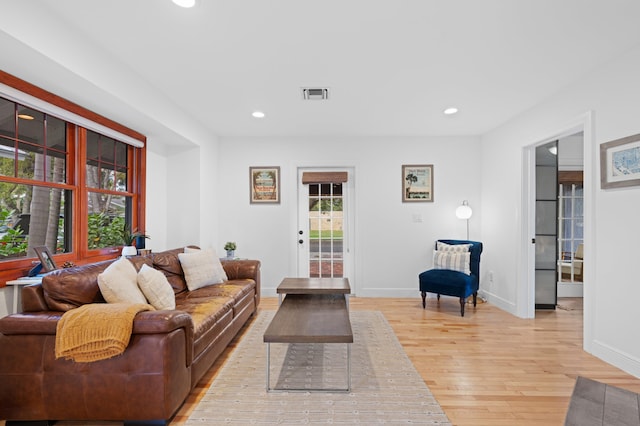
[6,277,42,314]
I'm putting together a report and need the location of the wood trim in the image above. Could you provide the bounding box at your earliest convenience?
[302,171,348,184]
[136,143,147,235]
[559,171,583,184]
[0,70,146,144]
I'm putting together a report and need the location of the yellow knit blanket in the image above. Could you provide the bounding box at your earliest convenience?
[55,303,154,363]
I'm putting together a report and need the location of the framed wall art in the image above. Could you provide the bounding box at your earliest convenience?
[402,164,433,202]
[34,245,57,272]
[250,166,280,204]
[600,133,640,189]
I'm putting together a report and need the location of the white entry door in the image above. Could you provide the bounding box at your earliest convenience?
[297,168,354,289]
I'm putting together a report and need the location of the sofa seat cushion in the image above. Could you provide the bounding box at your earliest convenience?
[419,269,478,298]
[174,279,256,357]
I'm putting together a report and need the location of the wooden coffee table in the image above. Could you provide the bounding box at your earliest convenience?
[264,277,353,392]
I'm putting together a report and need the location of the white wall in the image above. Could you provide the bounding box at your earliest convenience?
[480,45,640,376]
[216,136,481,297]
[146,147,169,251]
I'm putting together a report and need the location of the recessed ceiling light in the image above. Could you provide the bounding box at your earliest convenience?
[252,111,265,118]
[443,107,458,115]
[172,0,195,8]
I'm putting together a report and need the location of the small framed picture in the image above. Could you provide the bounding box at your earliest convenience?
[402,164,434,202]
[250,166,280,204]
[34,246,57,272]
[600,133,640,189]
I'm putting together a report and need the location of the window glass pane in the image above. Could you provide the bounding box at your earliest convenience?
[0,138,15,177]
[87,192,130,249]
[573,219,584,239]
[86,130,128,191]
[17,106,44,147]
[46,151,66,184]
[0,98,15,139]
[86,130,99,163]
[17,144,41,180]
[0,182,70,261]
[46,116,66,150]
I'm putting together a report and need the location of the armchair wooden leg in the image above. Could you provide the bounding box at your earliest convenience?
[437,294,440,301]
[473,292,477,307]
[459,297,465,317]
[421,291,426,309]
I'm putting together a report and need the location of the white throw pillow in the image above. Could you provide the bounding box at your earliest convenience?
[178,248,228,291]
[436,241,472,252]
[98,257,148,304]
[137,264,176,310]
[433,250,471,275]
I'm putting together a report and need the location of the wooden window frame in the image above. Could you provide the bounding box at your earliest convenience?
[0,71,146,284]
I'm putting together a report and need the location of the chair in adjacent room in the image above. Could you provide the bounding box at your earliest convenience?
[560,243,584,282]
[419,239,483,317]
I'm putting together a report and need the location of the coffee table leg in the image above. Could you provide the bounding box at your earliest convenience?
[266,343,271,392]
[347,343,351,392]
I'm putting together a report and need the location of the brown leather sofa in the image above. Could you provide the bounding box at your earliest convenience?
[0,247,261,425]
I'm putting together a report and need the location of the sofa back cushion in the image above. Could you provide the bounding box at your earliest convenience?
[151,247,197,295]
[43,260,112,311]
[42,256,152,312]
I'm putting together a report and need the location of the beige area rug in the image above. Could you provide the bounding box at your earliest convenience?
[186,310,450,425]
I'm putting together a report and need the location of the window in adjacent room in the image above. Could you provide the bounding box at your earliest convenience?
[557,172,584,283]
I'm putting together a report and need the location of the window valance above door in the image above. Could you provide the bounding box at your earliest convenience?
[301,171,348,184]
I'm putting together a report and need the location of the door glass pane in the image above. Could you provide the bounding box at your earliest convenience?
[308,183,343,278]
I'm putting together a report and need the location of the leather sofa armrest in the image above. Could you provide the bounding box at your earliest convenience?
[133,310,194,364]
[21,283,49,312]
[221,259,260,281]
[0,311,61,335]
[222,258,260,289]
[0,309,195,365]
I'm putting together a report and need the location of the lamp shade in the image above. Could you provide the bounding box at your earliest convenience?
[121,246,138,257]
[455,200,473,220]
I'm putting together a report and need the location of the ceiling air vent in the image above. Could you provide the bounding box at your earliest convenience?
[302,87,329,100]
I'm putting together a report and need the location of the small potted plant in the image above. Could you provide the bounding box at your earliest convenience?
[122,224,150,249]
[224,242,236,259]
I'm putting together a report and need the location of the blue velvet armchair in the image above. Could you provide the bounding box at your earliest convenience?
[419,239,483,316]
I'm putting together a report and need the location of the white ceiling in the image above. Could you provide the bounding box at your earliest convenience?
[2,1,640,144]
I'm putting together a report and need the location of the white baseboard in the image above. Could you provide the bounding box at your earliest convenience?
[591,339,640,378]
[558,282,583,297]
[481,289,517,316]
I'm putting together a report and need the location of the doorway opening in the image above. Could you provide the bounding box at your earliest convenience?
[516,112,595,322]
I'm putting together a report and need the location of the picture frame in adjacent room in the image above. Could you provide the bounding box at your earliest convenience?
[250,166,281,204]
[402,164,434,202]
[600,133,640,189]
[34,246,57,272]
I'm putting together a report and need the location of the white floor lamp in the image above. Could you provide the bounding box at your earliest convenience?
[455,200,473,240]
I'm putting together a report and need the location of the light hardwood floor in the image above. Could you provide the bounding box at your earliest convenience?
[171,296,640,426]
[3,297,637,426]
